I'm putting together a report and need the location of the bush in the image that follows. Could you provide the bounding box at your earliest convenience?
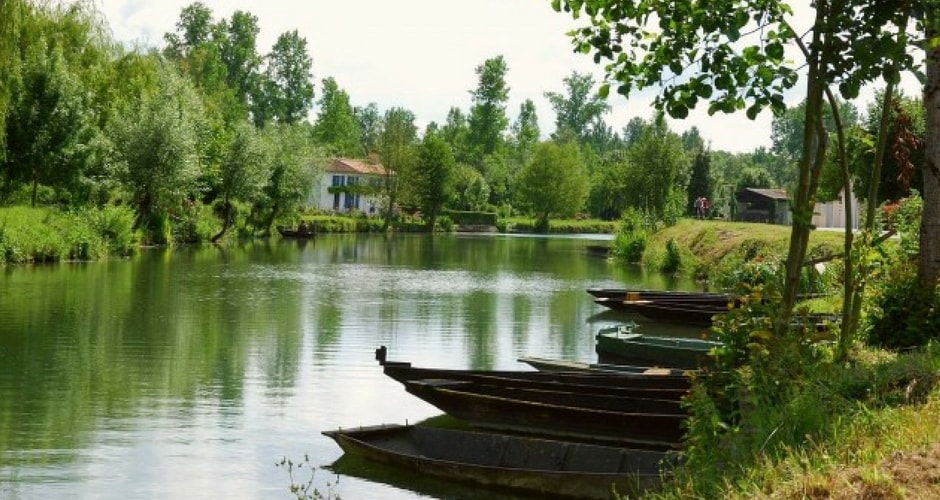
[169,202,218,243]
[442,210,498,226]
[437,215,455,232]
[611,208,652,263]
[84,205,139,256]
[0,206,141,264]
[865,262,940,349]
[660,238,682,274]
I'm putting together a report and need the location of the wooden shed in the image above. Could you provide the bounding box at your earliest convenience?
[734,188,790,225]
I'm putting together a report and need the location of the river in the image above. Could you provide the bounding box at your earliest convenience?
[0,233,702,499]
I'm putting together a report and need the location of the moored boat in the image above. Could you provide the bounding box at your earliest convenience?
[276,225,316,238]
[595,325,722,369]
[402,378,687,449]
[593,297,726,326]
[517,356,696,377]
[408,378,686,415]
[381,361,690,399]
[322,423,674,499]
[586,287,736,304]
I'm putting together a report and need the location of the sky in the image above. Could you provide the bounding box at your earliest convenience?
[91,0,917,154]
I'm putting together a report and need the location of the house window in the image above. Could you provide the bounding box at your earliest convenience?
[332,175,345,210]
[345,177,359,210]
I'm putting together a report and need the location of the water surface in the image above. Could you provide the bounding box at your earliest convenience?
[0,233,702,499]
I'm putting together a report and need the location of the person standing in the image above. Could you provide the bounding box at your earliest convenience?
[702,197,709,219]
[694,197,703,219]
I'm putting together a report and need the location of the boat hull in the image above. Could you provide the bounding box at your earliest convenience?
[323,424,672,500]
[381,362,692,399]
[594,327,721,370]
[403,379,687,449]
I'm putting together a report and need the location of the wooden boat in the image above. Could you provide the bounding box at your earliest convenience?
[595,325,722,369]
[381,361,690,399]
[594,297,842,330]
[402,379,687,448]
[276,225,316,238]
[517,356,696,377]
[586,287,737,305]
[407,378,686,415]
[376,346,692,391]
[593,297,727,326]
[322,423,673,499]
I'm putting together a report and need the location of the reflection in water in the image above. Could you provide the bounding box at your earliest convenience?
[0,233,699,499]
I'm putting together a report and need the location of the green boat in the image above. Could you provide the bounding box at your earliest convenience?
[595,324,722,369]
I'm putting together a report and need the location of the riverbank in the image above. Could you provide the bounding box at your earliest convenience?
[638,222,940,499]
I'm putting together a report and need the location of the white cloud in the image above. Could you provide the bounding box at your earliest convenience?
[92,0,919,154]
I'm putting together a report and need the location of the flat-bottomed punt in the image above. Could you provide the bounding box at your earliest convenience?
[322,423,673,499]
[403,378,687,449]
[595,325,722,369]
[517,356,695,377]
[596,325,723,369]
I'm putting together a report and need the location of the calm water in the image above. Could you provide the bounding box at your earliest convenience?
[0,233,702,500]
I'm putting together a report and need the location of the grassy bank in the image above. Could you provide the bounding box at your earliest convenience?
[0,206,139,264]
[628,218,845,283]
[631,220,940,499]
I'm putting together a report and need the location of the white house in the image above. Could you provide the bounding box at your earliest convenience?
[311,157,387,214]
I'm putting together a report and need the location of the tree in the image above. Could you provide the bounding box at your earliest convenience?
[624,118,688,222]
[451,163,489,211]
[770,98,859,189]
[850,93,924,206]
[441,106,472,165]
[163,2,214,59]
[922,6,940,285]
[587,152,631,220]
[4,43,94,206]
[219,10,262,114]
[553,0,918,337]
[517,141,588,231]
[509,99,540,165]
[414,130,456,231]
[0,0,28,161]
[261,29,314,125]
[211,122,270,242]
[467,56,510,165]
[257,123,322,233]
[544,71,610,142]
[378,107,418,230]
[110,65,205,236]
[311,77,362,156]
[354,102,382,155]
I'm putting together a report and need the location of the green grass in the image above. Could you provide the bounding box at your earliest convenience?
[504,216,619,234]
[0,206,138,264]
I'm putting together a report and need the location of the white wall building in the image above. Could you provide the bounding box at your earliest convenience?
[311,158,387,214]
[813,188,862,229]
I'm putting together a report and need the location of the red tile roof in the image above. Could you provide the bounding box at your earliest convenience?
[328,158,387,176]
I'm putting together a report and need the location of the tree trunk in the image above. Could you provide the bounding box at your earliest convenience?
[920,11,940,285]
[779,5,829,335]
[210,199,232,243]
[263,200,281,236]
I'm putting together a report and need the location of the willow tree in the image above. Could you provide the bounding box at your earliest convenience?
[378,107,418,231]
[0,0,27,161]
[553,0,918,341]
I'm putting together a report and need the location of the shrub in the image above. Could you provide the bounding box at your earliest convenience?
[865,262,940,349]
[611,208,652,263]
[441,210,498,226]
[660,238,682,274]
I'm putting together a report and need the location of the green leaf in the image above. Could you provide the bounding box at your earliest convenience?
[766,42,784,61]
[598,83,610,98]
